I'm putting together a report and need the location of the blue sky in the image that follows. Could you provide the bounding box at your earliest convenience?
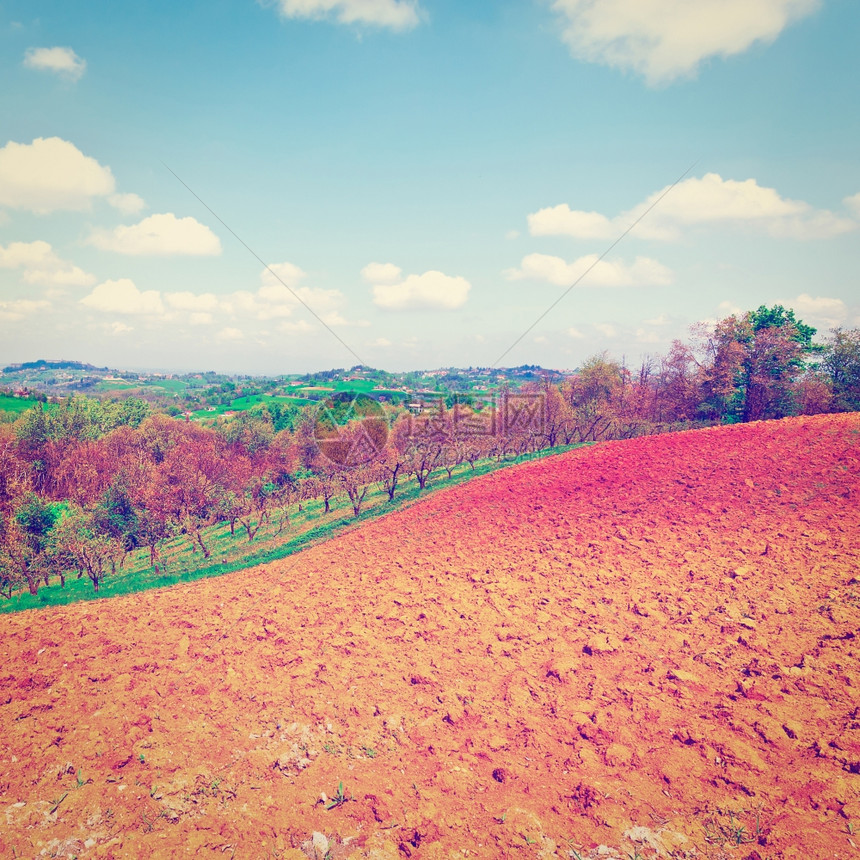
[1,0,858,374]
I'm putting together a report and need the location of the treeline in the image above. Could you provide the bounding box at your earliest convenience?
[1,305,858,600]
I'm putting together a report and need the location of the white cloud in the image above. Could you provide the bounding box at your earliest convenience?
[81,279,165,315]
[361,261,402,284]
[529,206,615,240]
[644,313,670,325]
[593,322,617,338]
[165,291,222,312]
[217,327,245,342]
[108,321,133,335]
[0,299,50,321]
[79,261,367,331]
[845,193,860,218]
[262,261,307,288]
[370,337,392,347]
[88,213,222,256]
[271,0,421,30]
[635,327,663,344]
[528,173,856,242]
[550,0,820,85]
[321,311,370,327]
[505,253,673,287]
[210,263,354,324]
[278,319,314,334]
[255,283,346,320]
[23,46,86,81]
[0,137,115,213]
[716,300,743,317]
[109,192,146,215]
[371,269,471,310]
[505,229,520,240]
[0,240,95,286]
[568,327,585,339]
[785,293,847,329]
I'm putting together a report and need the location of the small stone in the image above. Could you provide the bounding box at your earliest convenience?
[311,832,329,857]
[584,633,620,655]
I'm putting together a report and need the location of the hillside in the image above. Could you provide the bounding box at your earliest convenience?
[1,414,859,858]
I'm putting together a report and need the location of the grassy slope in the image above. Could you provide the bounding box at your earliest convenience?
[0,394,47,413]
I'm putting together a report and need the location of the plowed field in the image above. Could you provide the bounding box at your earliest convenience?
[2,414,860,859]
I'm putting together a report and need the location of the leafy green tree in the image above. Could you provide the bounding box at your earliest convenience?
[51,503,120,592]
[2,494,61,594]
[561,353,625,441]
[14,402,51,491]
[698,305,819,422]
[93,480,141,568]
[0,512,21,598]
[109,397,151,429]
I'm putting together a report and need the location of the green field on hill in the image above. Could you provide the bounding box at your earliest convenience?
[0,394,49,414]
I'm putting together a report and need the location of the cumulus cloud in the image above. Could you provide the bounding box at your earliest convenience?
[81,279,165,315]
[371,269,471,310]
[843,192,860,218]
[262,261,307,288]
[0,299,50,321]
[164,291,222,312]
[162,262,364,327]
[23,46,86,81]
[550,0,820,84]
[76,261,366,331]
[271,0,421,30]
[88,213,222,256]
[217,327,244,342]
[370,337,392,347]
[246,284,346,321]
[109,192,146,215]
[278,319,314,334]
[716,300,744,318]
[0,137,115,213]
[784,293,847,329]
[644,313,670,325]
[505,253,673,287]
[0,240,95,286]
[529,206,617,240]
[528,173,856,242]
[593,322,617,338]
[360,261,402,284]
[635,327,663,344]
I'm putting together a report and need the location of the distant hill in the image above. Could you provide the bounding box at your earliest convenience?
[2,359,108,374]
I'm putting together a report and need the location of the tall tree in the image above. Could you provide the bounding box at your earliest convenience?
[822,328,860,412]
[697,305,819,422]
[3,494,60,594]
[51,503,121,593]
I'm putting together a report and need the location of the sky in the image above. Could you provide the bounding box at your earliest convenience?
[1,0,858,375]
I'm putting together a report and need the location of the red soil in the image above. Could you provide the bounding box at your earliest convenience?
[2,414,860,859]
